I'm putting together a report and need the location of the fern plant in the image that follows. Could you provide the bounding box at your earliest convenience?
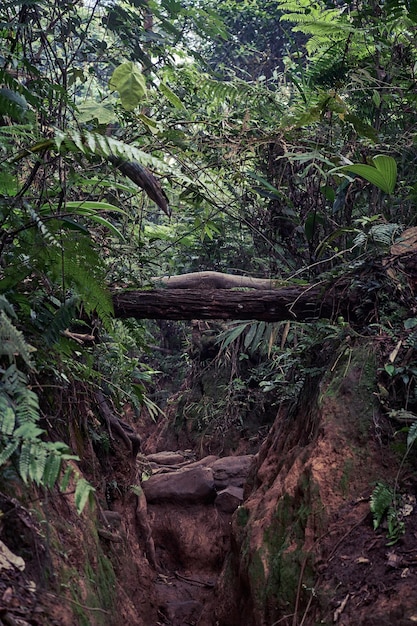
[278,0,354,56]
[370,482,405,545]
[0,298,93,510]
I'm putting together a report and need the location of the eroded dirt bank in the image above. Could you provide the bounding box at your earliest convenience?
[209,343,417,626]
[1,339,417,626]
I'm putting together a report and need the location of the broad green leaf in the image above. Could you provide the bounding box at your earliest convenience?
[86,215,126,241]
[339,155,397,194]
[64,200,127,214]
[304,211,324,242]
[0,88,28,121]
[159,83,184,109]
[138,113,162,134]
[384,363,396,376]
[252,321,267,353]
[247,172,283,198]
[244,323,258,350]
[43,201,128,216]
[109,62,147,111]
[219,323,248,349]
[372,90,381,108]
[77,101,116,125]
[76,176,135,193]
[404,318,417,330]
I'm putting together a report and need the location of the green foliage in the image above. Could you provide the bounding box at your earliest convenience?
[217,318,345,402]
[336,155,398,195]
[217,320,279,358]
[370,482,405,545]
[109,62,147,111]
[74,477,95,515]
[279,0,352,56]
[1,0,417,531]
[0,302,83,494]
[370,482,395,530]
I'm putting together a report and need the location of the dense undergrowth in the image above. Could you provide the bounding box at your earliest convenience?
[1,5,417,623]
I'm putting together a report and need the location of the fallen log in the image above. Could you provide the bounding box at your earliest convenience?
[112,283,356,322]
[111,246,417,322]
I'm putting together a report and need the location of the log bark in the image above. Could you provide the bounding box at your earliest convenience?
[112,283,356,322]
[111,249,417,322]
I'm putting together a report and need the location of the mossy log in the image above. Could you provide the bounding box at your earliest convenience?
[113,285,335,322]
[112,250,417,322]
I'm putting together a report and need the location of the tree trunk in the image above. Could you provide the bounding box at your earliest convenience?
[112,251,417,322]
[112,283,355,322]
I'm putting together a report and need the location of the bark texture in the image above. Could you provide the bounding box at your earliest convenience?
[112,281,368,322]
[112,250,417,322]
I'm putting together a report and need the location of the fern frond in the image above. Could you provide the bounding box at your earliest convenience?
[0,396,16,435]
[42,452,63,489]
[24,202,61,248]
[0,296,17,319]
[19,440,32,484]
[74,476,95,514]
[0,440,19,466]
[29,443,47,485]
[0,310,36,368]
[407,421,417,449]
[40,233,113,326]
[56,130,178,178]
[217,321,281,357]
[14,386,40,424]
[370,482,394,529]
[2,364,29,396]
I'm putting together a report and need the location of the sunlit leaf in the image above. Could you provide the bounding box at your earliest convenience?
[109,62,147,111]
[77,101,116,125]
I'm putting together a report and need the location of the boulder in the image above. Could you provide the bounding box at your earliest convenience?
[183,454,219,469]
[142,465,215,503]
[145,451,187,465]
[215,486,244,514]
[212,455,254,490]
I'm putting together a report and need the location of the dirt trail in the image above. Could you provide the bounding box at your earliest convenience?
[141,452,248,626]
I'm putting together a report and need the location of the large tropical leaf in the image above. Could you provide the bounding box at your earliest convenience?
[338,155,397,194]
[109,62,147,111]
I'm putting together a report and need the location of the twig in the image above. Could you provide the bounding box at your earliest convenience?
[45,592,110,614]
[174,571,215,588]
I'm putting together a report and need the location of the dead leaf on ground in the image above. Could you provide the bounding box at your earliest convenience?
[391,227,417,256]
